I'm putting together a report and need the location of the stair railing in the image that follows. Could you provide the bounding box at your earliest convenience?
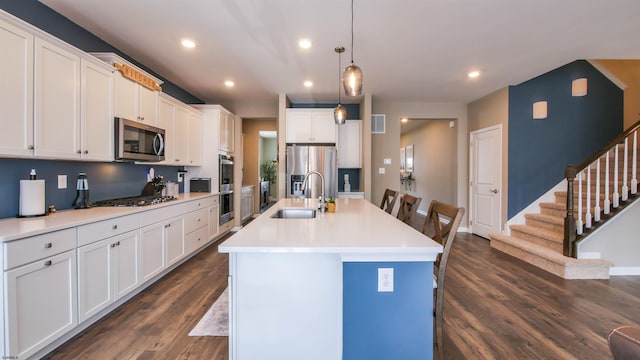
[564,120,640,257]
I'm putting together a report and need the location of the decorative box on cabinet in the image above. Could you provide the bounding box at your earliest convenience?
[3,228,78,360]
[285,108,336,144]
[338,120,361,168]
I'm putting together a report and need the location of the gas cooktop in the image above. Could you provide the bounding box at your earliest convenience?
[94,195,177,207]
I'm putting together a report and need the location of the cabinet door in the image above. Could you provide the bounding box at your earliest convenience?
[158,95,175,165]
[286,110,312,143]
[338,120,361,168]
[34,38,81,159]
[225,112,235,153]
[113,71,137,121]
[138,85,158,124]
[173,106,189,165]
[0,19,34,157]
[188,110,203,165]
[81,59,113,161]
[113,230,140,300]
[77,238,113,323]
[140,224,165,282]
[5,250,77,359]
[311,110,337,143]
[209,204,219,240]
[165,217,184,267]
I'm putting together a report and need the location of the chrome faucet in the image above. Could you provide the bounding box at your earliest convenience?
[302,170,326,212]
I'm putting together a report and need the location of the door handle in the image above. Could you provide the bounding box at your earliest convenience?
[490,188,498,194]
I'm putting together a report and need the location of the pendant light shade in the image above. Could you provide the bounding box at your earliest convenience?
[342,63,363,97]
[334,104,347,124]
[342,0,363,96]
[334,46,347,125]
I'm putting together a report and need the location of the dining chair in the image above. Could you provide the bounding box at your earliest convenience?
[421,200,465,360]
[396,194,421,226]
[380,188,399,214]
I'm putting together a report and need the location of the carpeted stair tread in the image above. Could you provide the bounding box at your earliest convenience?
[510,224,562,242]
[490,233,611,279]
[525,213,563,226]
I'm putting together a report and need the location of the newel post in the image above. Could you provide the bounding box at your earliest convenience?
[564,164,577,257]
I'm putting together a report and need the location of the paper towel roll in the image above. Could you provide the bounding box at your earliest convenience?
[19,180,45,216]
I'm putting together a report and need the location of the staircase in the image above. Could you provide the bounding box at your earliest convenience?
[491,122,640,279]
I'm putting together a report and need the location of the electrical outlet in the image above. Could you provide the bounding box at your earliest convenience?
[378,268,394,292]
[57,175,67,189]
[379,167,385,174]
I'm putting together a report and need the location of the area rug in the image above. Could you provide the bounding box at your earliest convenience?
[188,288,229,336]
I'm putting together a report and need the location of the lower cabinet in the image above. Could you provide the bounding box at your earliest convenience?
[140,223,166,282]
[165,217,185,267]
[209,202,219,240]
[77,230,140,323]
[5,249,77,359]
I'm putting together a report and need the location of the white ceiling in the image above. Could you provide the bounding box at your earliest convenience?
[40,0,640,106]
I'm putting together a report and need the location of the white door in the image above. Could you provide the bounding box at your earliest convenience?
[470,125,502,238]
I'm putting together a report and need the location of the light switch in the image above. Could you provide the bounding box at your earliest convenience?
[378,268,394,292]
[379,167,385,174]
[384,158,392,165]
[57,175,67,189]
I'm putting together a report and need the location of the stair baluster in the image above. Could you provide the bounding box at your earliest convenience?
[632,131,637,195]
[604,149,611,215]
[623,138,629,201]
[613,144,620,208]
[594,159,601,222]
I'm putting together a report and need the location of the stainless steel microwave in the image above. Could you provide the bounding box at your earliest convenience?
[115,117,165,162]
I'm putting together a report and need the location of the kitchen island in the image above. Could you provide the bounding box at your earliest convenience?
[219,198,442,360]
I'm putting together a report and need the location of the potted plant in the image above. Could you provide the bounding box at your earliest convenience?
[326,197,336,213]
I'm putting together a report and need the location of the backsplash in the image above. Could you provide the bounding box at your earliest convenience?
[0,158,184,219]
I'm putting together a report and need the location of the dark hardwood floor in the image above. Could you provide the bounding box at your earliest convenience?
[44,218,640,359]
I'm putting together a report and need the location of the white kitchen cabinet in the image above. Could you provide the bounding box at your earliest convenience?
[184,208,209,254]
[114,70,158,124]
[140,223,166,282]
[165,217,185,267]
[80,59,114,161]
[209,197,220,240]
[77,230,139,324]
[158,94,203,166]
[338,120,361,168]
[241,186,255,222]
[286,108,336,143]
[34,37,81,159]
[0,18,34,157]
[219,109,235,153]
[5,249,77,359]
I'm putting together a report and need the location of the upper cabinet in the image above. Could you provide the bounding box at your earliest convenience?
[285,108,336,144]
[158,93,203,166]
[338,120,362,168]
[79,59,113,161]
[0,19,34,157]
[219,109,235,153]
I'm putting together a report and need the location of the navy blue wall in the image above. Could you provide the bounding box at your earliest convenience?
[0,0,203,104]
[343,262,432,359]
[0,159,183,219]
[508,60,623,217]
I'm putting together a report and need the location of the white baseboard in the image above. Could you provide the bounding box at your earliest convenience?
[610,267,640,276]
[506,180,566,233]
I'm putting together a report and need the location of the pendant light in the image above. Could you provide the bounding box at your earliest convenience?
[342,0,363,97]
[334,46,347,125]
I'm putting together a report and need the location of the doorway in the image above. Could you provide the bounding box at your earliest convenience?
[469,125,502,238]
[258,131,277,208]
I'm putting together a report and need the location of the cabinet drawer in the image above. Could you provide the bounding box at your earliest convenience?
[184,208,208,235]
[185,226,208,254]
[140,202,187,227]
[4,228,76,270]
[78,214,140,246]
[184,196,214,213]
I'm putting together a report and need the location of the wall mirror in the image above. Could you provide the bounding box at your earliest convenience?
[405,145,414,173]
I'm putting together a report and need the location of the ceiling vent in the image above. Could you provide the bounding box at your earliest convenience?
[371,114,385,134]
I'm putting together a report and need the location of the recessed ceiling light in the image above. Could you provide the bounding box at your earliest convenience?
[181,39,196,48]
[298,39,312,49]
[304,81,313,87]
[468,71,480,78]
[224,80,234,87]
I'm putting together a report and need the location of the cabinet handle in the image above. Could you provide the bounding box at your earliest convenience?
[197,218,201,222]
[175,159,180,162]
[110,243,116,248]
[84,150,89,154]
[116,241,120,246]
[197,237,201,242]
[28,145,34,150]
[44,260,52,267]
[166,223,171,228]
[44,242,52,249]
[112,224,118,230]
[77,149,82,154]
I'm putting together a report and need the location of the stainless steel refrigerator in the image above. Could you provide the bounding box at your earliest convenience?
[286,145,337,199]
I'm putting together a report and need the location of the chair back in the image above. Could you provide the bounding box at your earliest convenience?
[421,200,465,284]
[396,194,421,225]
[380,188,399,214]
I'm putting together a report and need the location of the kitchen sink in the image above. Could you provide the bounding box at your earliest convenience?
[270,208,317,219]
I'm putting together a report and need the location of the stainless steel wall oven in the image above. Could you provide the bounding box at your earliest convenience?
[219,154,234,224]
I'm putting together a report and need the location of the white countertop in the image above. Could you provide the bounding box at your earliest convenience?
[0,192,216,242]
[218,198,442,261]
